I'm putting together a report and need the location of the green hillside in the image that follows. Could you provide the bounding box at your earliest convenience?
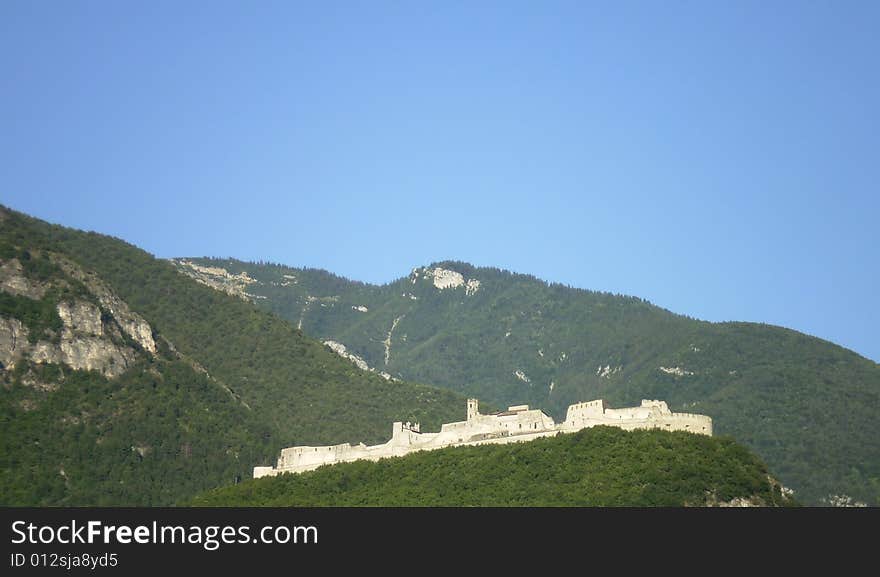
[181,258,880,505]
[0,207,466,505]
[191,426,796,507]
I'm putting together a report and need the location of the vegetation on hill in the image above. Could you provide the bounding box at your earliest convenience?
[1,357,276,505]
[0,206,467,505]
[191,426,797,507]
[4,203,873,506]
[184,258,880,506]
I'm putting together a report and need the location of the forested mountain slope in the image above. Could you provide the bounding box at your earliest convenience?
[178,257,880,505]
[0,207,465,505]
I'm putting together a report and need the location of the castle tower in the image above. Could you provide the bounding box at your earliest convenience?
[467,398,479,421]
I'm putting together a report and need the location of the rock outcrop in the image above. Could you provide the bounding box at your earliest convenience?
[324,339,394,381]
[410,266,481,295]
[50,255,156,355]
[1,252,157,379]
[169,259,259,301]
[0,259,47,299]
[0,317,26,369]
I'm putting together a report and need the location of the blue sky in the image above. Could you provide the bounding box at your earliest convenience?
[2,1,878,362]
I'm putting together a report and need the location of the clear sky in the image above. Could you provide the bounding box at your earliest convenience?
[2,1,878,362]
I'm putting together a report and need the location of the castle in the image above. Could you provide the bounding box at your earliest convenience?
[253,398,712,478]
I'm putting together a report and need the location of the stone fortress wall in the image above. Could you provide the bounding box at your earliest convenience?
[253,398,713,478]
[561,399,712,434]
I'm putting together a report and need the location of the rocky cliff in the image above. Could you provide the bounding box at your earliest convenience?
[1,250,155,382]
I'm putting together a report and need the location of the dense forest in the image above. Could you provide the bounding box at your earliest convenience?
[1,357,276,505]
[191,426,797,507]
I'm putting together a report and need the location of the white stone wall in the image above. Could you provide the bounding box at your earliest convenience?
[254,398,713,478]
[562,399,712,435]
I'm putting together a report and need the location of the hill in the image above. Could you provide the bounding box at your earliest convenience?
[0,207,466,505]
[176,258,880,505]
[191,426,797,506]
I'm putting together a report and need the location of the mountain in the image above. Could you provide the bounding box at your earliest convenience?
[0,207,466,505]
[191,426,797,507]
[174,258,880,506]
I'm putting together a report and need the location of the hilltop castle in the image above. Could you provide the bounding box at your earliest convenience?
[253,398,712,478]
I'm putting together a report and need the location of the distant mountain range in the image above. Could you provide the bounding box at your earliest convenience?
[173,257,880,505]
[2,204,876,506]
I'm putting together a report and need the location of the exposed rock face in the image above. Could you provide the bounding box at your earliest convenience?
[324,340,370,372]
[410,266,481,295]
[58,301,135,377]
[12,300,137,378]
[1,252,157,379]
[0,318,26,369]
[823,494,868,507]
[383,315,404,366]
[596,365,622,379]
[659,366,694,377]
[324,339,394,381]
[429,267,465,289]
[170,259,258,301]
[50,255,156,355]
[59,336,132,377]
[0,259,47,299]
[57,301,103,336]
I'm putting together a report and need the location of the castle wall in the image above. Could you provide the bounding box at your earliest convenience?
[562,399,711,435]
[254,398,712,478]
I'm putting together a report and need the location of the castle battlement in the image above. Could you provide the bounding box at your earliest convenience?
[253,398,712,478]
